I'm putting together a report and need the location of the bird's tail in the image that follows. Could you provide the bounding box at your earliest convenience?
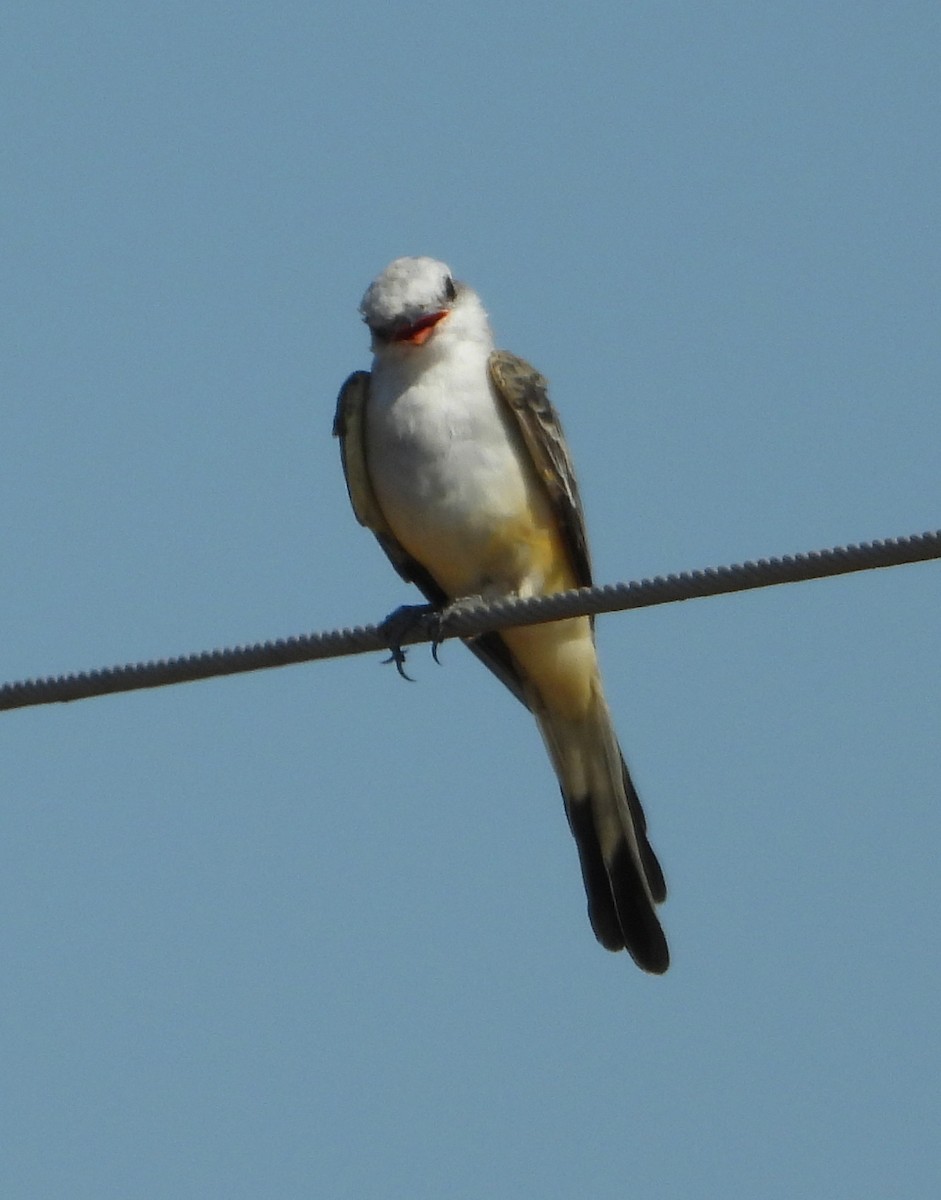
[534,685,669,974]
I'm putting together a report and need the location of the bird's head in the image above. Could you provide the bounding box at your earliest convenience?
[360,256,489,355]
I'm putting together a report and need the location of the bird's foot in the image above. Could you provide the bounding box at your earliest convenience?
[428,594,487,664]
[378,604,436,681]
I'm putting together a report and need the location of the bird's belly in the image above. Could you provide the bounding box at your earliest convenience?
[367,391,572,600]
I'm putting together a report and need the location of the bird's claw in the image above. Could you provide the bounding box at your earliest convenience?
[379,603,435,682]
[378,597,488,676]
[430,594,487,663]
[382,643,415,682]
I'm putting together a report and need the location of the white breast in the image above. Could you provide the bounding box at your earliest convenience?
[365,343,531,548]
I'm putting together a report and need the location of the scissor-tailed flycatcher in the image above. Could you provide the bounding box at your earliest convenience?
[334,257,669,973]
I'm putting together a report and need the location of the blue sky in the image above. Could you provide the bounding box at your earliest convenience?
[2,3,939,1196]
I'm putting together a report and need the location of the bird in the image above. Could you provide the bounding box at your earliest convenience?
[333,256,669,973]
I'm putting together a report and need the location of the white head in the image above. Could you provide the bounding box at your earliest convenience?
[359,256,492,357]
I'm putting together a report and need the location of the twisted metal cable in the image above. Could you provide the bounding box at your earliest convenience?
[2,528,938,714]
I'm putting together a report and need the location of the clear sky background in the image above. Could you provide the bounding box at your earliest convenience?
[2,4,939,1197]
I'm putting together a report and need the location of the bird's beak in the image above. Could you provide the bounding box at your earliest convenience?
[390,310,449,346]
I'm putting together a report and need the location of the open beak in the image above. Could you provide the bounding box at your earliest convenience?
[390,310,449,346]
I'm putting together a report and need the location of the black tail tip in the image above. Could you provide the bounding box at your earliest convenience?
[591,909,670,974]
[629,934,670,975]
[592,842,670,974]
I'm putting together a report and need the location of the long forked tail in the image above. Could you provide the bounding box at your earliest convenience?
[535,690,669,974]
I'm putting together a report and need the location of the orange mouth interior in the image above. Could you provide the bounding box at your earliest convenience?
[391,310,448,345]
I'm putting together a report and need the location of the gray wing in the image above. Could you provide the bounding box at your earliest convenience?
[488,349,593,591]
[333,370,531,707]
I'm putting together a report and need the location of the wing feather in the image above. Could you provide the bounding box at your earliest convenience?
[487,349,593,591]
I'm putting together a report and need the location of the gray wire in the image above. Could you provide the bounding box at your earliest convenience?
[2,528,938,713]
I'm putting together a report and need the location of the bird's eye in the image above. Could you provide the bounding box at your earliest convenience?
[444,276,457,301]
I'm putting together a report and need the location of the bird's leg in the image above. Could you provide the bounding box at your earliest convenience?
[378,603,436,681]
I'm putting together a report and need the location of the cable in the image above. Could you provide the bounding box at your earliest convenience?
[1,528,938,714]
